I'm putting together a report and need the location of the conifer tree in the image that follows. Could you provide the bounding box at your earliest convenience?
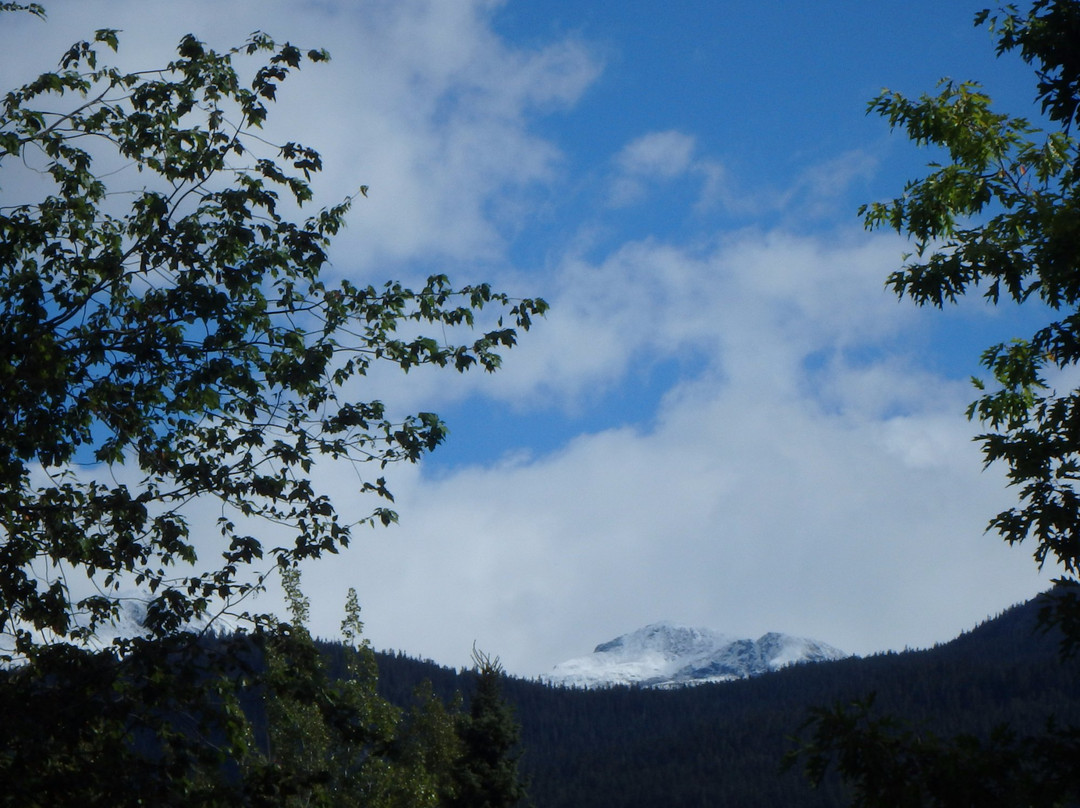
[448,648,530,808]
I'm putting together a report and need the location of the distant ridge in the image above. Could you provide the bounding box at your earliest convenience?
[370,591,1080,807]
[544,621,848,688]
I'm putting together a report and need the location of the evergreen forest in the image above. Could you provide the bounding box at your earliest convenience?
[372,594,1080,807]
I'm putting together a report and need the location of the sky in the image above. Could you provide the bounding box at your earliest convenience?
[0,0,1064,677]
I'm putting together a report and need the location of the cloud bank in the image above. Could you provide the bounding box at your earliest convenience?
[0,1,1054,676]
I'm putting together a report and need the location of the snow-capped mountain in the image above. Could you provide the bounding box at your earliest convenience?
[65,596,230,651]
[545,622,848,689]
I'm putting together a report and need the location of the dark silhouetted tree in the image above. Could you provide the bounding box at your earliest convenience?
[448,647,530,808]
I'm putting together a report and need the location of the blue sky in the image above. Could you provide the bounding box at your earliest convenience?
[0,1,1062,676]
[423,0,1052,471]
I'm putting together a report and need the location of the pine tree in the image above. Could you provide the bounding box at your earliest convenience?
[448,648,530,808]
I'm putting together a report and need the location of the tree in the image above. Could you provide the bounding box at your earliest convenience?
[0,16,545,659]
[791,2,1080,804]
[789,695,1080,807]
[0,8,544,801]
[256,570,463,807]
[448,647,530,808]
[858,0,1080,647]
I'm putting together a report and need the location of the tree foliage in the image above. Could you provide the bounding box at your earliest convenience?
[791,695,1080,808]
[857,0,1080,636]
[0,10,544,803]
[0,2,43,16]
[0,19,544,657]
[791,2,1080,804]
[256,570,464,807]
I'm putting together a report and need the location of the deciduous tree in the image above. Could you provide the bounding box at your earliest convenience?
[857,0,1080,639]
[791,2,1080,804]
[258,571,462,807]
[0,9,543,658]
[0,8,544,802]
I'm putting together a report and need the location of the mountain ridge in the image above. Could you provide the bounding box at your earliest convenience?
[370,591,1080,806]
[544,621,848,688]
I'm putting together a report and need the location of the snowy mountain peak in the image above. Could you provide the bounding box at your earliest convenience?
[546,622,848,689]
[592,622,736,657]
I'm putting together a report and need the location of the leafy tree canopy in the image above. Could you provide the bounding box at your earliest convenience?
[792,3,1080,805]
[858,0,1080,647]
[0,16,545,660]
[0,7,545,802]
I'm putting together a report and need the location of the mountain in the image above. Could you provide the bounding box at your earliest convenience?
[373,592,1080,807]
[68,595,230,651]
[544,621,848,688]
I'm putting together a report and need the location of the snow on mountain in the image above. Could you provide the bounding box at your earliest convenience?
[4,597,166,664]
[545,621,849,689]
[57,596,228,652]
[79,596,234,648]
[85,598,153,646]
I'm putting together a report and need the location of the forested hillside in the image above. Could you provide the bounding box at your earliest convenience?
[371,596,1080,807]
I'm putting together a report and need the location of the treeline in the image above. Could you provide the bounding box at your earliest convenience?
[4,591,1070,806]
[0,591,530,807]
[369,596,1080,807]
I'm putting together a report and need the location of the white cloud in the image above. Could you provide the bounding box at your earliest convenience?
[304,350,1047,677]
[383,227,920,414]
[616,131,697,178]
[273,0,600,273]
[605,129,877,222]
[295,227,1051,676]
[608,130,697,206]
[1,1,1055,680]
[277,222,1051,677]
